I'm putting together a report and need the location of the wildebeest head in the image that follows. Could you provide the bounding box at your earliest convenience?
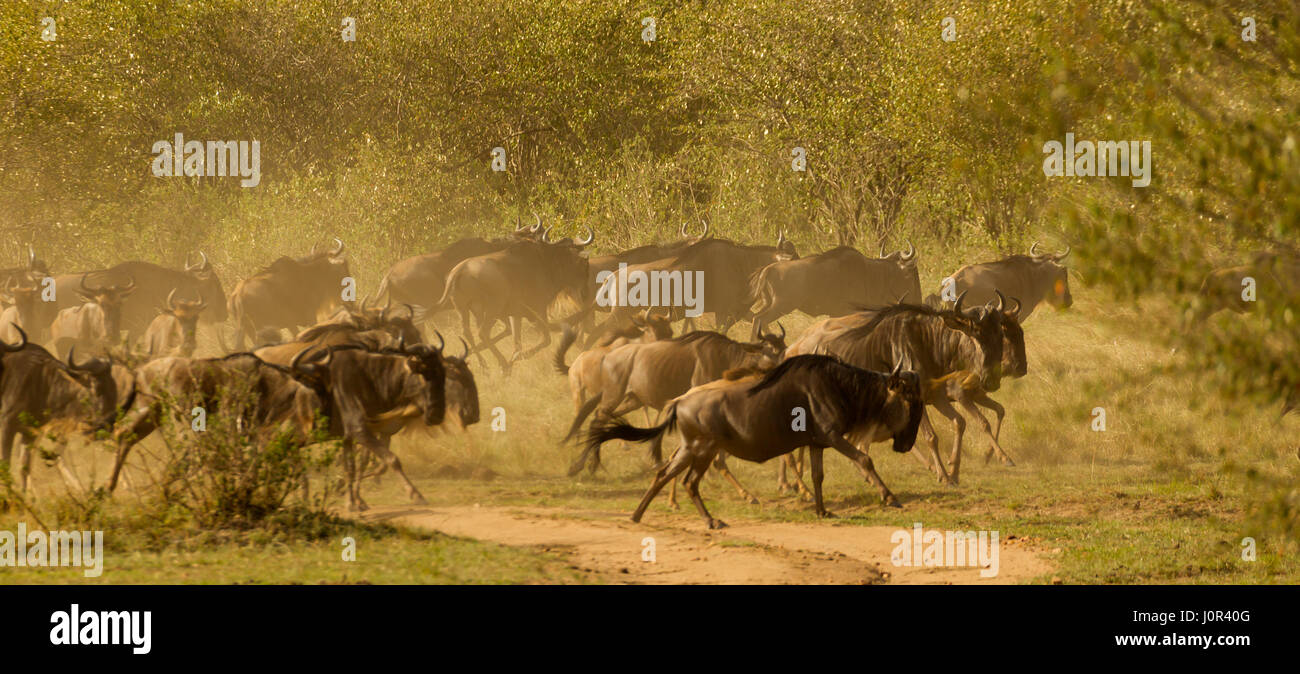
[629,308,674,341]
[510,212,545,242]
[394,333,448,426]
[877,240,922,302]
[441,337,480,427]
[538,225,595,305]
[1028,242,1072,310]
[1000,297,1028,378]
[182,251,228,322]
[64,345,120,432]
[884,360,924,454]
[940,291,1007,392]
[77,273,136,337]
[754,321,788,366]
[775,230,798,260]
[163,288,207,350]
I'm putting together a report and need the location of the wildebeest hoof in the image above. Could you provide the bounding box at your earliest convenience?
[411,495,429,505]
[817,510,837,519]
[883,497,902,508]
[1002,458,1016,467]
[708,519,729,529]
[746,496,760,505]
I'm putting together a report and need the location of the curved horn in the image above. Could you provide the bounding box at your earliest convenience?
[953,289,968,315]
[166,288,178,311]
[1007,296,1022,316]
[331,237,344,257]
[457,336,469,359]
[777,230,788,246]
[432,330,445,352]
[680,222,688,238]
[891,359,904,377]
[2,324,26,351]
[576,225,594,247]
[79,272,93,293]
[120,275,136,292]
[27,244,35,268]
[697,220,709,239]
[515,213,526,231]
[879,242,887,258]
[531,212,542,232]
[541,224,553,244]
[1030,241,1042,257]
[1054,244,1071,261]
[774,321,786,339]
[199,250,209,270]
[901,239,916,261]
[990,289,1006,312]
[196,292,207,311]
[402,303,415,320]
[290,346,312,372]
[66,345,83,370]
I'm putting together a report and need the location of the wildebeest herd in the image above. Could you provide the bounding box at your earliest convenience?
[0,223,1087,528]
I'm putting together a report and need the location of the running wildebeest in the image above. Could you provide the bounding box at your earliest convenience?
[584,355,924,528]
[49,273,137,355]
[375,216,547,324]
[0,276,42,344]
[227,239,351,349]
[435,227,593,372]
[565,326,788,478]
[50,252,227,340]
[107,350,331,493]
[142,289,207,358]
[1,329,125,492]
[748,242,921,340]
[939,242,1071,320]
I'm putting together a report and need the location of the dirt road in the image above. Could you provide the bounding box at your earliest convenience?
[360,505,1053,585]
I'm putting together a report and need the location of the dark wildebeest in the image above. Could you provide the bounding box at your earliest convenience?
[748,242,921,340]
[938,242,1070,321]
[106,350,331,494]
[375,217,548,324]
[584,355,924,528]
[0,330,125,492]
[227,239,351,349]
[289,340,447,510]
[580,222,710,335]
[252,301,425,366]
[565,326,788,479]
[49,274,137,355]
[50,252,227,340]
[806,294,1007,485]
[436,228,593,372]
[142,289,207,358]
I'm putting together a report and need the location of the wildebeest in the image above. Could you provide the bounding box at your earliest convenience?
[142,289,207,358]
[940,242,1071,320]
[0,276,42,344]
[587,233,798,341]
[803,294,1006,485]
[51,252,227,340]
[107,350,331,493]
[436,228,593,372]
[1,330,125,492]
[375,216,547,324]
[252,301,424,366]
[748,242,921,340]
[565,326,788,476]
[584,355,924,527]
[49,274,137,355]
[227,239,351,349]
[289,340,448,510]
[0,245,49,288]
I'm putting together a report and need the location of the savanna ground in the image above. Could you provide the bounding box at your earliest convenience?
[5,285,1298,585]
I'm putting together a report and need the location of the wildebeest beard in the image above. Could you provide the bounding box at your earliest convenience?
[892,376,925,453]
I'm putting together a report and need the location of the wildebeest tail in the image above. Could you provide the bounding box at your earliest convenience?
[553,324,579,375]
[747,263,776,314]
[569,407,677,477]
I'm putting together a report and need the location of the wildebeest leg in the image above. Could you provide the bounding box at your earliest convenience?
[340,438,368,512]
[971,391,1014,466]
[808,446,833,517]
[459,309,491,371]
[17,429,39,494]
[366,436,426,505]
[831,435,901,507]
[711,452,759,505]
[684,445,726,528]
[107,407,158,493]
[913,410,954,485]
[785,448,813,500]
[930,399,966,485]
[631,445,694,523]
[513,308,553,362]
[957,397,1013,469]
[477,315,512,373]
[564,395,600,444]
